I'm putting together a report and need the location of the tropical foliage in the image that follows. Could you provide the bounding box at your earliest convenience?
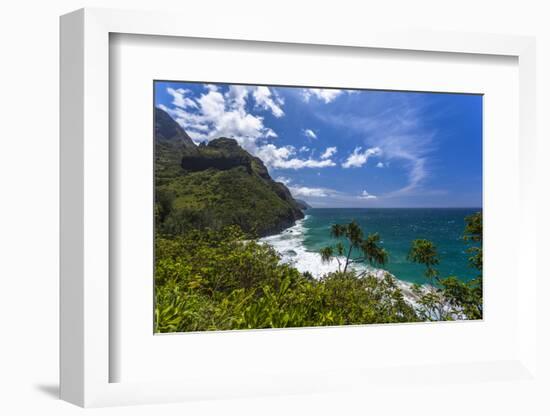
[319,221,388,274]
[155,212,483,332]
[408,211,483,320]
[155,226,418,332]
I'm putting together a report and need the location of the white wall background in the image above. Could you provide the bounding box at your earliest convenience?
[0,1,548,414]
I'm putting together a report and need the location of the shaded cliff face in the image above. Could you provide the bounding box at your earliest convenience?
[294,199,312,210]
[154,108,304,237]
[181,138,256,173]
[155,107,199,185]
[155,107,196,149]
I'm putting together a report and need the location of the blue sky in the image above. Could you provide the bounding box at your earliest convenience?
[155,81,482,208]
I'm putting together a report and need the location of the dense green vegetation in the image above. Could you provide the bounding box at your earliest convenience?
[408,211,483,320]
[154,213,483,332]
[155,226,418,332]
[156,162,303,237]
[153,108,483,332]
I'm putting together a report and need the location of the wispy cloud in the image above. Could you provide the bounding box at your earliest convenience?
[281,177,382,206]
[319,95,437,196]
[376,134,434,197]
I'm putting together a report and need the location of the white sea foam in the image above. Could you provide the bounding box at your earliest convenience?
[259,217,424,307]
[260,216,370,278]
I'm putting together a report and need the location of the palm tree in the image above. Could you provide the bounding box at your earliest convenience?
[330,223,346,239]
[320,221,388,274]
[360,233,388,267]
[320,246,334,263]
[342,221,363,273]
[407,239,439,285]
[320,242,345,272]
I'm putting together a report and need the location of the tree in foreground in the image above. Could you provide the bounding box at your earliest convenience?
[407,239,449,320]
[407,211,483,321]
[438,211,483,319]
[463,211,482,272]
[319,221,388,274]
[407,239,440,285]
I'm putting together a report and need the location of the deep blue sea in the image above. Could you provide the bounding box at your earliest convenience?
[261,208,481,285]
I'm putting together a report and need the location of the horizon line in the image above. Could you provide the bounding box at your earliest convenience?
[306,206,483,209]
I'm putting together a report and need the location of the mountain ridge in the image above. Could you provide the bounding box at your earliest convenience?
[154,107,305,237]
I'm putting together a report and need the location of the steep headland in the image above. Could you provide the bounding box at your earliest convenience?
[154,107,305,237]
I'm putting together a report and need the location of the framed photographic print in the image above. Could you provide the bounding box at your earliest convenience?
[60,7,539,408]
[152,80,483,333]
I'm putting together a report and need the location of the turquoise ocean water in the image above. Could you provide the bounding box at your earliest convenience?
[261,208,481,285]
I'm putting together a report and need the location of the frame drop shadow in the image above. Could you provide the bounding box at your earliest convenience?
[34,383,59,399]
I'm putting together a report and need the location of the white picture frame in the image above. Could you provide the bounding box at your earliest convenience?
[60,7,538,408]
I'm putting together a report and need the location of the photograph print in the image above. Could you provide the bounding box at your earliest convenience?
[154,81,482,333]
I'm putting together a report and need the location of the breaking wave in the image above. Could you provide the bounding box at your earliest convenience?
[259,216,368,278]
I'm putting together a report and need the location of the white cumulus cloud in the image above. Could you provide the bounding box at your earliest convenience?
[166,88,198,109]
[301,88,343,104]
[159,85,280,150]
[256,144,336,170]
[289,186,331,198]
[161,84,340,172]
[321,147,337,159]
[303,128,317,139]
[275,176,336,199]
[342,147,382,168]
[253,86,284,118]
[359,190,377,199]
[275,176,292,185]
